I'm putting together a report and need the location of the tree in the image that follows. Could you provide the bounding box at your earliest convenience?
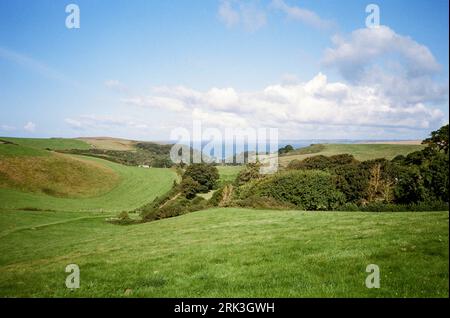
[422,124,449,154]
[332,163,369,203]
[182,163,219,192]
[366,163,394,203]
[278,145,294,155]
[180,177,202,199]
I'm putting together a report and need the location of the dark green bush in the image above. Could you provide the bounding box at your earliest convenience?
[183,163,219,192]
[288,154,358,171]
[234,195,296,209]
[287,155,331,170]
[332,163,370,203]
[145,196,209,221]
[180,176,202,199]
[247,170,345,210]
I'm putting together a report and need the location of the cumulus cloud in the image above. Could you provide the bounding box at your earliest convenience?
[323,26,441,79]
[218,0,267,32]
[271,0,334,30]
[323,25,448,111]
[118,73,444,137]
[23,121,36,132]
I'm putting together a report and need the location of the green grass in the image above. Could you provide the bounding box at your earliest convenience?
[0,156,177,212]
[1,149,121,198]
[0,208,447,297]
[217,166,242,184]
[0,137,90,150]
[280,144,425,166]
[0,143,49,157]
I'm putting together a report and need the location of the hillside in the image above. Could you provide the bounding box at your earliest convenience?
[279,143,425,166]
[0,208,447,297]
[0,146,120,198]
[0,143,177,212]
[0,137,91,150]
[77,137,137,151]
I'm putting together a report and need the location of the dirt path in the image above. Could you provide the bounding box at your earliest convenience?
[219,184,233,207]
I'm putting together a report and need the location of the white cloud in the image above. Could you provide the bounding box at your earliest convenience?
[24,121,36,132]
[323,26,441,79]
[271,0,333,30]
[117,73,444,139]
[218,0,240,28]
[322,25,448,109]
[218,0,267,32]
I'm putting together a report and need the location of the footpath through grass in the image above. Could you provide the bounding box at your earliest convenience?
[0,208,447,297]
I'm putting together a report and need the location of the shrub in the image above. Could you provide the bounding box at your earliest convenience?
[393,165,427,204]
[180,176,202,199]
[145,196,209,221]
[332,163,369,203]
[288,155,331,170]
[424,152,449,202]
[108,211,140,225]
[183,163,219,192]
[248,170,345,210]
[288,154,358,171]
[209,184,227,206]
[278,144,294,155]
[235,162,263,186]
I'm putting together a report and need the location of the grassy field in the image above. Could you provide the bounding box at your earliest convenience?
[0,208,447,297]
[0,137,91,150]
[0,160,176,212]
[217,166,242,184]
[0,145,120,198]
[279,143,425,166]
[0,138,447,298]
[77,137,137,151]
[0,143,177,212]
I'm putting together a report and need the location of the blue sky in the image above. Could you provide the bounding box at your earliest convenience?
[0,0,448,140]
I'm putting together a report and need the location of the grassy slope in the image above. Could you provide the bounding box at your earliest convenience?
[0,208,447,297]
[77,137,137,151]
[279,144,425,166]
[0,157,176,212]
[217,166,242,184]
[0,145,120,198]
[0,137,91,150]
[0,143,177,212]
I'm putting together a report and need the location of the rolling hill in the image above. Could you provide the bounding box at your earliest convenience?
[279,143,425,166]
[0,208,447,297]
[0,137,448,298]
[0,137,91,150]
[0,142,177,212]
